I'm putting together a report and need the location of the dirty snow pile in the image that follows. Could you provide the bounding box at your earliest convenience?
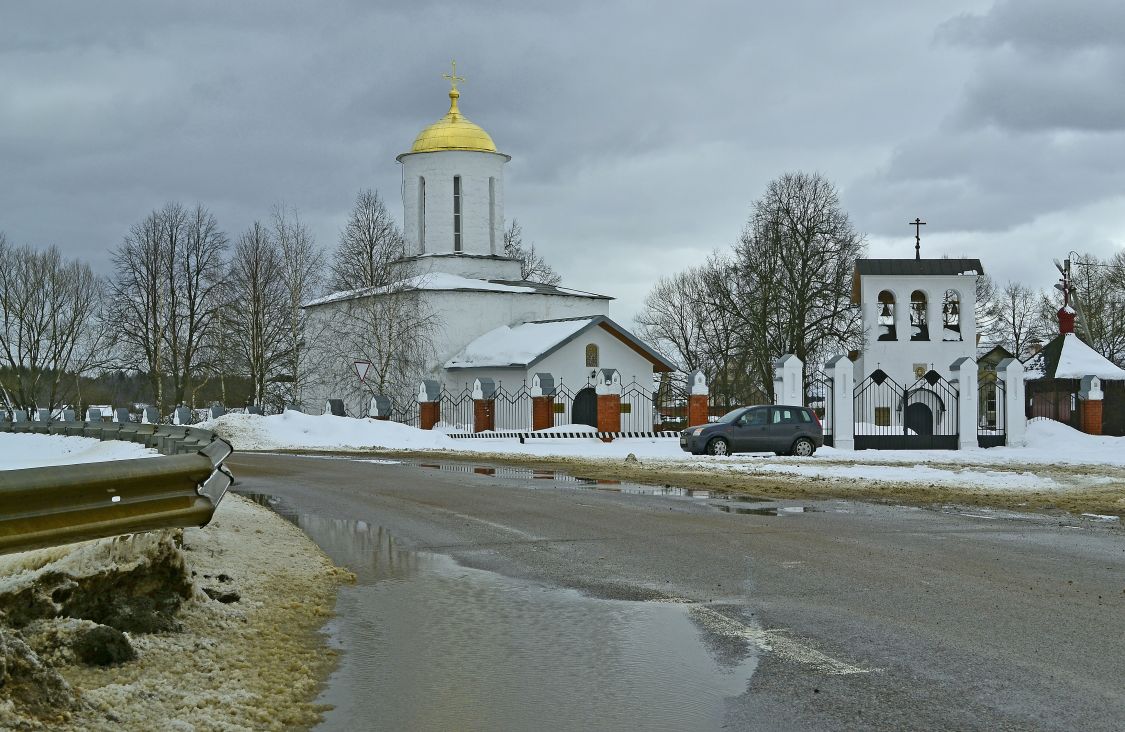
[0,433,155,470]
[0,495,349,731]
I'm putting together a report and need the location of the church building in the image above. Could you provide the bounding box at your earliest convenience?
[303,67,672,422]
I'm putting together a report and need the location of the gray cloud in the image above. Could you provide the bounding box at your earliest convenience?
[0,0,1121,325]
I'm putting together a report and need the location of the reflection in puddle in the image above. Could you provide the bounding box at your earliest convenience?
[243,493,757,731]
[411,460,711,498]
[714,505,817,516]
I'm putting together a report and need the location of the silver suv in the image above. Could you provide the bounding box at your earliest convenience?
[679,405,824,457]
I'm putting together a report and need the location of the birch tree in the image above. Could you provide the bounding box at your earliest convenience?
[273,204,325,407]
[227,222,288,407]
[329,189,403,292]
[503,219,561,285]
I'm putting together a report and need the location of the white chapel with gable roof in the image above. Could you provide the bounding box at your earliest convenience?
[303,65,673,419]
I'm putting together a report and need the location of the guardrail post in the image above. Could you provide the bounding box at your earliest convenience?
[472,379,496,433]
[418,380,441,430]
[950,357,978,451]
[595,369,622,441]
[530,373,556,431]
[825,354,854,451]
[687,370,709,427]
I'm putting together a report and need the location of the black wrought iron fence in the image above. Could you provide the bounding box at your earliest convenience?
[440,387,476,432]
[977,378,1006,448]
[805,366,834,445]
[493,383,532,431]
[853,368,958,449]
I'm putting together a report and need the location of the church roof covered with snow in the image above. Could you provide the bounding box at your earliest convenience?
[445,315,675,372]
[302,272,610,308]
[1023,333,1125,381]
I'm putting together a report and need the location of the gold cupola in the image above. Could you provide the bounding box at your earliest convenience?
[410,61,498,154]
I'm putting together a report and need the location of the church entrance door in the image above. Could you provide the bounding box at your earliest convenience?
[573,388,597,428]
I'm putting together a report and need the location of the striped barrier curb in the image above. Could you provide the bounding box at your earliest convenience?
[445,431,681,440]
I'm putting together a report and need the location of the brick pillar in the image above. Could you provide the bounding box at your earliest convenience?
[1081,399,1103,435]
[597,394,620,441]
[373,415,390,422]
[420,401,439,430]
[688,394,709,427]
[532,395,554,431]
[474,399,495,433]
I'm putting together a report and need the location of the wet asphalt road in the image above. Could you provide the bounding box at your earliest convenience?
[230,453,1125,731]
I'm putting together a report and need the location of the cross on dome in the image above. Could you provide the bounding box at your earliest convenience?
[442,59,465,92]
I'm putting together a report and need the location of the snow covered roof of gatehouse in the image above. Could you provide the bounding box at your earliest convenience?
[445,315,675,372]
[1023,333,1125,381]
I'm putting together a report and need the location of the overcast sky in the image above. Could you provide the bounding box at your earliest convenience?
[3,1,1123,324]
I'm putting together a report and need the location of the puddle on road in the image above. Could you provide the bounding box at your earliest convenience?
[240,492,757,732]
[713,505,818,516]
[412,460,712,499]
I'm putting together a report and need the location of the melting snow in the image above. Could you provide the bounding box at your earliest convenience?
[446,318,595,368]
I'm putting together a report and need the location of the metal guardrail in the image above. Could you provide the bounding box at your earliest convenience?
[0,420,234,555]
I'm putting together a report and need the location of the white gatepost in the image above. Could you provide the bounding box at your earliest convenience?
[950,357,978,451]
[824,354,854,451]
[997,358,1026,446]
[774,354,803,406]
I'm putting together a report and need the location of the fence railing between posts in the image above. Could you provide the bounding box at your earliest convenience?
[977,377,1006,448]
[805,366,834,446]
[852,368,959,450]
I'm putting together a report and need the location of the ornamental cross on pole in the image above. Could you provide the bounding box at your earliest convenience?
[909,217,926,260]
[443,60,466,92]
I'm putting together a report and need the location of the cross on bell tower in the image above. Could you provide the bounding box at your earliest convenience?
[909,217,926,260]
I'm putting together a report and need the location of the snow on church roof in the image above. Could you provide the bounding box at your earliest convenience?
[303,272,607,308]
[445,318,596,369]
[1024,333,1125,380]
[445,315,676,372]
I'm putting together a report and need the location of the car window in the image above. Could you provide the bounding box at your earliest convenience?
[746,408,767,426]
[798,409,813,423]
[717,408,745,424]
[772,408,798,424]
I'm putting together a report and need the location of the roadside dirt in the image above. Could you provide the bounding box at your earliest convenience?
[266,448,1125,519]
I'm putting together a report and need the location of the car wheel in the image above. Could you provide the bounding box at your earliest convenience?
[705,437,730,456]
[791,438,815,457]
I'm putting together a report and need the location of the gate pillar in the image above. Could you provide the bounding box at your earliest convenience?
[472,379,497,433]
[950,357,978,450]
[997,358,1026,445]
[1078,375,1104,436]
[825,355,854,451]
[688,370,709,427]
[418,380,441,430]
[595,369,622,441]
[530,373,556,431]
[773,355,804,405]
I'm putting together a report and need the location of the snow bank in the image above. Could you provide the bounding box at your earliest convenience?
[203,411,454,451]
[0,433,156,470]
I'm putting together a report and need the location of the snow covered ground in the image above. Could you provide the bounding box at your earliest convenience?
[202,412,1125,494]
[0,432,156,470]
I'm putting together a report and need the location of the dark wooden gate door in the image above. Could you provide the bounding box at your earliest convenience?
[573,387,597,428]
[904,402,933,437]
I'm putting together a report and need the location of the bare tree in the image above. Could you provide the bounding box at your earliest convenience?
[503,219,561,285]
[1066,252,1125,366]
[273,205,326,407]
[227,222,289,407]
[995,281,1049,359]
[329,189,403,292]
[0,236,113,412]
[111,209,170,411]
[714,172,865,398]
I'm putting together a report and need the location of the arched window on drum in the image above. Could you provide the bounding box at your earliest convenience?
[910,290,929,341]
[877,290,896,341]
[942,289,962,341]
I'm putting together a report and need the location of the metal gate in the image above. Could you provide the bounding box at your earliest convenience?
[853,368,959,450]
[806,366,834,447]
[977,378,1006,448]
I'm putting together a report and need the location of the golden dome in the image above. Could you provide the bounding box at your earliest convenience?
[410,88,498,154]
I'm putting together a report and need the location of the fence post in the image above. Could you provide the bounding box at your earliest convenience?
[997,358,1026,445]
[418,380,440,430]
[773,354,803,405]
[825,355,854,451]
[688,370,709,427]
[369,395,391,421]
[1078,375,1104,436]
[950,357,978,450]
[530,373,555,431]
[472,378,496,433]
[595,368,622,441]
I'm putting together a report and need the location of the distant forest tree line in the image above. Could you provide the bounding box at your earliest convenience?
[0,190,559,416]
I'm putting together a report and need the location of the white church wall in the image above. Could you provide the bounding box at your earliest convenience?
[401,150,507,257]
[855,273,978,389]
[389,253,523,281]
